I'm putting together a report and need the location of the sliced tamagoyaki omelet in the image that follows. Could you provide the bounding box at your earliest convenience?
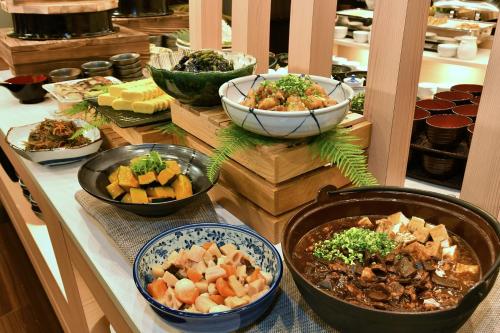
[108,78,154,97]
[121,86,163,102]
[112,98,134,111]
[98,93,117,106]
[132,94,171,114]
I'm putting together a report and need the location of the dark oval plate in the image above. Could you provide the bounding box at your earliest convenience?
[78,144,218,216]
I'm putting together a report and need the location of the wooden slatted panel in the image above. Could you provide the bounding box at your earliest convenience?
[231,0,271,74]
[189,0,222,50]
[364,0,430,185]
[288,0,337,76]
[460,32,500,218]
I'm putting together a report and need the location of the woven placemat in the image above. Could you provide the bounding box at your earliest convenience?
[75,190,499,332]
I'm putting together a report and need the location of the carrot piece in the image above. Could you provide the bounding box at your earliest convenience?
[146,279,167,300]
[216,277,235,297]
[187,268,203,283]
[247,268,262,283]
[176,287,200,305]
[201,242,213,250]
[220,264,236,277]
[209,294,225,305]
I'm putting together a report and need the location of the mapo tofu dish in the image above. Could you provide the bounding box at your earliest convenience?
[105,152,193,204]
[293,212,481,312]
[241,74,338,112]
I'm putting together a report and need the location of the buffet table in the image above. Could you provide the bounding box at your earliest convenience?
[0,69,498,333]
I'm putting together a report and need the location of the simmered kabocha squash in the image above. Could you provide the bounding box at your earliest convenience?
[106,181,125,200]
[146,187,175,199]
[157,168,177,186]
[108,168,119,184]
[166,160,181,175]
[173,174,193,200]
[117,166,139,190]
[121,193,132,203]
[130,188,149,204]
[138,171,157,185]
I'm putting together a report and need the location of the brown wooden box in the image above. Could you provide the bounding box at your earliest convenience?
[112,12,189,36]
[0,24,149,75]
[171,101,371,184]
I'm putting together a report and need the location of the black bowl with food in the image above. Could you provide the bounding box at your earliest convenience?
[78,144,218,216]
[149,49,256,107]
[282,186,500,333]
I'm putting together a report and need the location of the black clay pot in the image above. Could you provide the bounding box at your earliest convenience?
[10,11,114,40]
[282,186,500,333]
[113,0,172,17]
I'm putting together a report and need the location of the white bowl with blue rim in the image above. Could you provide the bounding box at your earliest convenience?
[219,73,355,139]
[133,223,283,333]
[5,118,102,166]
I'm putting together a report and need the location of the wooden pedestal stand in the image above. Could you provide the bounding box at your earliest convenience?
[112,12,189,36]
[170,101,371,243]
[0,25,149,75]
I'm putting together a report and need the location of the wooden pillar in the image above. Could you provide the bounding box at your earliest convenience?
[288,0,337,77]
[231,0,271,74]
[364,0,430,185]
[189,0,222,50]
[460,34,500,218]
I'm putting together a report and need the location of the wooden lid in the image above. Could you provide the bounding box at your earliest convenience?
[0,0,118,14]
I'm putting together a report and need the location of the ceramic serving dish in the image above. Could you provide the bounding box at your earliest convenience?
[133,223,283,333]
[110,53,141,66]
[78,144,218,216]
[49,68,81,83]
[282,186,500,333]
[426,114,473,148]
[219,73,354,139]
[149,49,256,107]
[437,44,458,57]
[42,76,122,104]
[81,60,113,72]
[6,119,102,166]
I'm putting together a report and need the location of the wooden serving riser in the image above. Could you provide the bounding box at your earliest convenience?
[0,0,118,14]
[112,12,189,36]
[0,24,149,75]
[171,101,371,184]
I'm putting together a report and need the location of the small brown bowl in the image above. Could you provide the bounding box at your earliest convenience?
[415,99,455,114]
[453,104,478,122]
[422,153,457,177]
[49,68,81,82]
[412,108,431,140]
[434,91,474,106]
[471,96,481,105]
[467,123,475,147]
[426,114,473,148]
[451,84,483,97]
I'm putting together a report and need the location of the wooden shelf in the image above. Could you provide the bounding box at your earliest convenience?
[334,38,490,69]
[0,0,118,14]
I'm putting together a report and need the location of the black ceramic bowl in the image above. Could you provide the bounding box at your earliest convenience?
[1,74,48,104]
[282,186,500,333]
[422,153,457,177]
[77,144,218,216]
[331,64,352,81]
[426,114,473,148]
[451,84,483,97]
[149,50,256,106]
[434,91,473,106]
[415,99,455,115]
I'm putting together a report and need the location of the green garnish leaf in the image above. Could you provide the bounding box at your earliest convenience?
[313,227,396,265]
[130,151,166,175]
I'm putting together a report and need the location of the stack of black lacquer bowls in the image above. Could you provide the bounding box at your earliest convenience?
[110,53,144,82]
[410,84,481,184]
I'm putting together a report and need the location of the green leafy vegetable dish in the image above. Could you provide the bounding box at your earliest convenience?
[173,50,234,72]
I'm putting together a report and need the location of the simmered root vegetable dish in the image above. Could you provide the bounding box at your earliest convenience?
[146,243,273,313]
[293,212,481,312]
[241,74,338,111]
[105,152,193,204]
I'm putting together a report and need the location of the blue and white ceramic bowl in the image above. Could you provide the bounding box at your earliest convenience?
[133,223,283,333]
[219,73,355,139]
[6,118,102,166]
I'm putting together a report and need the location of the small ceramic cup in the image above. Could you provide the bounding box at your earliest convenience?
[426,114,473,148]
[334,26,348,39]
[353,31,369,43]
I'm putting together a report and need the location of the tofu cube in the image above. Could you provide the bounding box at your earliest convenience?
[357,217,373,228]
[429,224,449,243]
[442,245,457,261]
[375,218,394,234]
[388,212,410,225]
[424,241,441,258]
[454,263,480,277]
[413,226,431,243]
[408,217,426,233]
